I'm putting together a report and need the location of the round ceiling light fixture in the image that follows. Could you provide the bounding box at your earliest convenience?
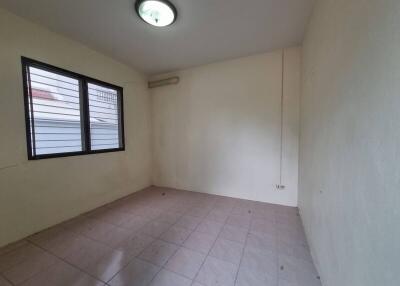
[135,0,177,27]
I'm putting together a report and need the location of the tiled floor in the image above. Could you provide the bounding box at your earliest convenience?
[0,187,322,286]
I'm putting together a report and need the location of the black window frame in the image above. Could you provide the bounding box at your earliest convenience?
[21,57,125,160]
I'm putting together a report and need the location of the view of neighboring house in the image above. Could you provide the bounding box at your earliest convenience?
[28,66,120,155]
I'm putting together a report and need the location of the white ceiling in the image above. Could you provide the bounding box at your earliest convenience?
[0,0,315,75]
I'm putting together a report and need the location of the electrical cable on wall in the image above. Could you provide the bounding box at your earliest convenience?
[277,49,285,190]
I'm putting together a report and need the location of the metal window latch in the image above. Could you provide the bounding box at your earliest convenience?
[276,184,285,190]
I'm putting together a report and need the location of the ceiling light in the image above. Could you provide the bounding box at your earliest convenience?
[135,0,177,27]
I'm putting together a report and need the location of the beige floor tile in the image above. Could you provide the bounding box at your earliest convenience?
[246,231,277,253]
[119,215,149,231]
[195,221,223,236]
[192,283,206,286]
[0,188,320,286]
[160,226,192,245]
[64,239,112,270]
[175,216,202,231]
[20,260,104,286]
[278,254,320,286]
[80,220,116,241]
[3,250,58,285]
[149,269,191,286]
[28,226,66,244]
[183,232,217,254]
[226,215,251,229]
[241,246,277,278]
[93,226,132,248]
[141,221,172,238]
[157,211,182,224]
[164,247,206,279]
[186,207,210,218]
[209,238,243,265]
[195,256,238,286]
[250,218,277,235]
[85,249,134,282]
[219,225,248,244]
[236,265,277,286]
[61,217,95,234]
[0,244,43,273]
[206,211,229,223]
[108,258,159,286]
[0,240,28,256]
[0,276,11,286]
[116,233,154,257]
[30,228,86,258]
[139,240,178,266]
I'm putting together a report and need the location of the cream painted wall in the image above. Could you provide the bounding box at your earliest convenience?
[151,48,300,206]
[0,9,152,247]
[300,1,400,285]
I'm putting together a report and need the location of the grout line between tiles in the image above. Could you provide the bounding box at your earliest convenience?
[232,218,251,286]
[0,273,15,286]
[158,203,222,283]
[106,193,195,286]
[46,192,180,284]
[21,240,105,285]
[140,199,200,286]
[191,203,240,286]
[1,189,315,286]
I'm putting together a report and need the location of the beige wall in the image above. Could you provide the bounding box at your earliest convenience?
[0,9,152,247]
[151,48,301,206]
[300,0,400,285]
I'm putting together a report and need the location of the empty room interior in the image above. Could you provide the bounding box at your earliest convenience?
[0,0,398,286]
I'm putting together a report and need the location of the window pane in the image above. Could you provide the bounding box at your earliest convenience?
[88,83,121,150]
[27,66,83,156]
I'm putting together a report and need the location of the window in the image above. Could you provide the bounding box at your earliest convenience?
[88,83,122,151]
[22,57,125,160]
